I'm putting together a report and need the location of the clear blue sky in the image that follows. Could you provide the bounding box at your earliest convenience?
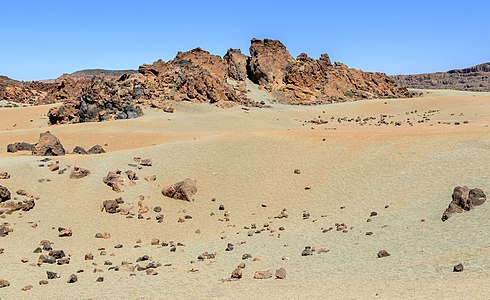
[2,0,489,80]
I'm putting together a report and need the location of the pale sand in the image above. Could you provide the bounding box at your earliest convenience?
[0,90,489,299]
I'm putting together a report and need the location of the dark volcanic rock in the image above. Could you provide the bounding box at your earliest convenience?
[453,263,464,272]
[161,178,197,201]
[70,167,90,179]
[32,131,66,156]
[0,185,11,202]
[87,145,106,154]
[102,199,120,214]
[442,186,486,221]
[72,146,88,154]
[7,142,34,153]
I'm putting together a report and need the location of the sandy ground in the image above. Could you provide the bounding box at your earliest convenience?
[0,89,489,299]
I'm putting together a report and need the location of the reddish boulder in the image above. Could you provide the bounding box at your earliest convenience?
[102,200,120,214]
[32,131,66,156]
[103,170,124,193]
[70,167,90,179]
[253,270,273,279]
[442,186,486,221]
[161,178,197,201]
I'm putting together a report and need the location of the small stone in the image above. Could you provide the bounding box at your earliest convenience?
[85,253,94,260]
[0,279,10,288]
[226,243,234,251]
[151,238,160,245]
[237,263,246,269]
[242,253,252,260]
[21,285,33,291]
[40,240,52,251]
[275,268,286,279]
[58,227,72,237]
[96,277,104,282]
[366,232,373,236]
[33,247,42,253]
[219,205,225,211]
[146,269,158,276]
[46,271,58,279]
[114,244,123,249]
[153,206,162,213]
[57,257,70,265]
[301,246,313,256]
[231,268,242,279]
[49,250,65,259]
[377,250,390,258]
[67,274,77,283]
[145,175,157,182]
[39,280,49,285]
[253,270,273,279]
[293,169,301,174]
[370,211,378,217]
[453,263,464,272]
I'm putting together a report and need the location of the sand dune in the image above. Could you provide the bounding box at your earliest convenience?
[0,90,489,299]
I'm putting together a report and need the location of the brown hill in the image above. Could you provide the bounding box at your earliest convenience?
[394,62,490,92]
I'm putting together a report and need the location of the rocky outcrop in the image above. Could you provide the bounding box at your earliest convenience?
[224,49,248,81]
[161,178,197,201]
[395,62,490,92]
[32,131,66,156]
[3,38,409,118]
[248,39,408,104]
[442,186,486,221]
[47,76,144,125]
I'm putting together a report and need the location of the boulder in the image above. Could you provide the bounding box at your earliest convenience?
[72,146,88,154]
[275,268,286,279]
[70,167,90,179]
[0,172,10,179]
[102,200,120,214]
[442,186,486,221]
[7,142,34,153]
[253,270,273,279]
[87,145,106,154]
[0,185,11,202]
[0,279,10,288]
[0,224,13,237]
[161,178,197,201]
[103,170,124,192]
[32,131,66,156]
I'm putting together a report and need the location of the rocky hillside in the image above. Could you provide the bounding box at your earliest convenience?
[70,69,137,77]
[1,39,410,124]
[394,62,490,92]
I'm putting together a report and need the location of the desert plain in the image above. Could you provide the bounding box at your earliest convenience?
[0,88,489,299]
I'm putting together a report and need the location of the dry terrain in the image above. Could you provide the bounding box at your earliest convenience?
[0,89,489,299]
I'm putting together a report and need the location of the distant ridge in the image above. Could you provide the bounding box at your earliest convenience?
[394,62,490,92]
[70,69,137,77]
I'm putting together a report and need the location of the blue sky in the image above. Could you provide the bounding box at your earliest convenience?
[2,0,489,80]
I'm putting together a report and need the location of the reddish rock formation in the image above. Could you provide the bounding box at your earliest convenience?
[2,38,409,120]
[161,178,197,201]
[442,186,486,221]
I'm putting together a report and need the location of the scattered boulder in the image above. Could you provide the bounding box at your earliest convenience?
[87,145,106,154]
[70,167,90,179]
[442,186,486,221]
[453,263,464,272]
[301,246,314,256]
[231,267,242,279]
[67,274,77,283]
[6,142,34,153]
[58,227,72,237]
[377,250,390,258]
[0,172,10,179]
[103,170,124,192]
[161,178,197,201]
[0,185,11,202]
[145,175,156,182]
[0,224,13,237]
[102,199,120,214]
[253,270,273,279]
[32,131,66,156]
[275,268,286,279]
[125,170,138,181]
[72,146,88,154]
[0,279,10,288]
